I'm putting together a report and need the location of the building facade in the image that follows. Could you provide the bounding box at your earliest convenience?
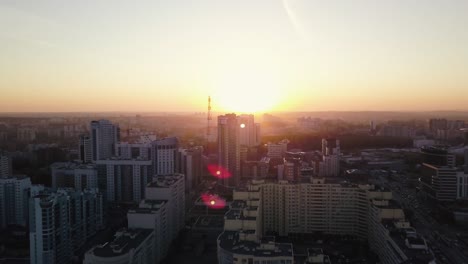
[90,120,120,161]
[79,135,92,163]
[152,137,178,176]
[145,174,185,240]
[0,151,12,178]
[51,162,98,190]
[218,114,241,187]
[29,188,103,264]
[0,175,31,228]
[96,158,152,203]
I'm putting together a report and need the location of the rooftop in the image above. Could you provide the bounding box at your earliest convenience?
[225,209,256,221]
[51,161,96,170]
[147,174,184,188]
[218,231,293,258]
[387,225,434,264]
[193,215,224,229]
[88,229,153,258]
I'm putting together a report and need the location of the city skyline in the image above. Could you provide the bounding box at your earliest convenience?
[2,0,468,113]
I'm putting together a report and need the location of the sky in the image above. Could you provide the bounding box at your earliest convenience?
[1,0,468,113]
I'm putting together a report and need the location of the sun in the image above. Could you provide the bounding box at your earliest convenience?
[212,70,282,113]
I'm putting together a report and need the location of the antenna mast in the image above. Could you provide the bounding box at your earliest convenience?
[207,96,212,142]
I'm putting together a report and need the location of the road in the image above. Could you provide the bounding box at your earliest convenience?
[383,175,468,264]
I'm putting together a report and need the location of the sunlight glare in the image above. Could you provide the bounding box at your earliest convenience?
[212,69,282,113]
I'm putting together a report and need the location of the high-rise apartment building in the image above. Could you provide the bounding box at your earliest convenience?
[90,120,120,161]
[0,150,12,178]
[318,138,340,177]
[79,135,92,163]
[0,175,31,228]
[218,114,241,187]
[238,114,260,147]
[116,141,152,160]
[86,175,186,264]
[51,162,98,190]
[127,200,169,263]
[178,146,203,192]
[152,137,178,176]
[145,174,185,240]
[96,158,152,203]
[29,188,103,264]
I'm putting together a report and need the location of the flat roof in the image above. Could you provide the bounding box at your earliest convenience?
[218,231,293,258]
[193,215,224,229]
[147,175,183,188]
[225,209,256,221]
[89,229,153,258]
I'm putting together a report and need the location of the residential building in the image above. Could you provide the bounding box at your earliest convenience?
[218,179,434,264]
[29,188,103,264]
[17,127,36,142]
[115,141,152,160]
[178,146,203,192]
[152,137,178,176]
[0,175,31,228]
[238,114,260,147]
[0,150,12,178]
[79,135,92,163]
[91,120,120,161]
[456,171,468,200]
[218,114,241,187]
[145,174,185,240]
[96,158,152,203]
[51,162,98,190]
[127,200,169,263]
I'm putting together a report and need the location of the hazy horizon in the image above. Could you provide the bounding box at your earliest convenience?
[2,0,468,113]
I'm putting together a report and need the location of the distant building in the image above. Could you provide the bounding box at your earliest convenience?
[420,164,457,201]
[218,114,241,187]
[17,127,36,142]
[266,139,289,159]
[420,146,455,167]
[51,162,98,190]
[297,117,322,129]
[317,138,340,177]
[413,139,435,148]
[79,134,92,163]
[0,150,12,178]
[30,188,103,264]
[91,120,120,161]
[419,146,458,202]
[0,175,31,228]
[456,171,468,200]
[378,125,415,138]
[83,228,155,264]
[429,118,447,132]
[238,114,261,147]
